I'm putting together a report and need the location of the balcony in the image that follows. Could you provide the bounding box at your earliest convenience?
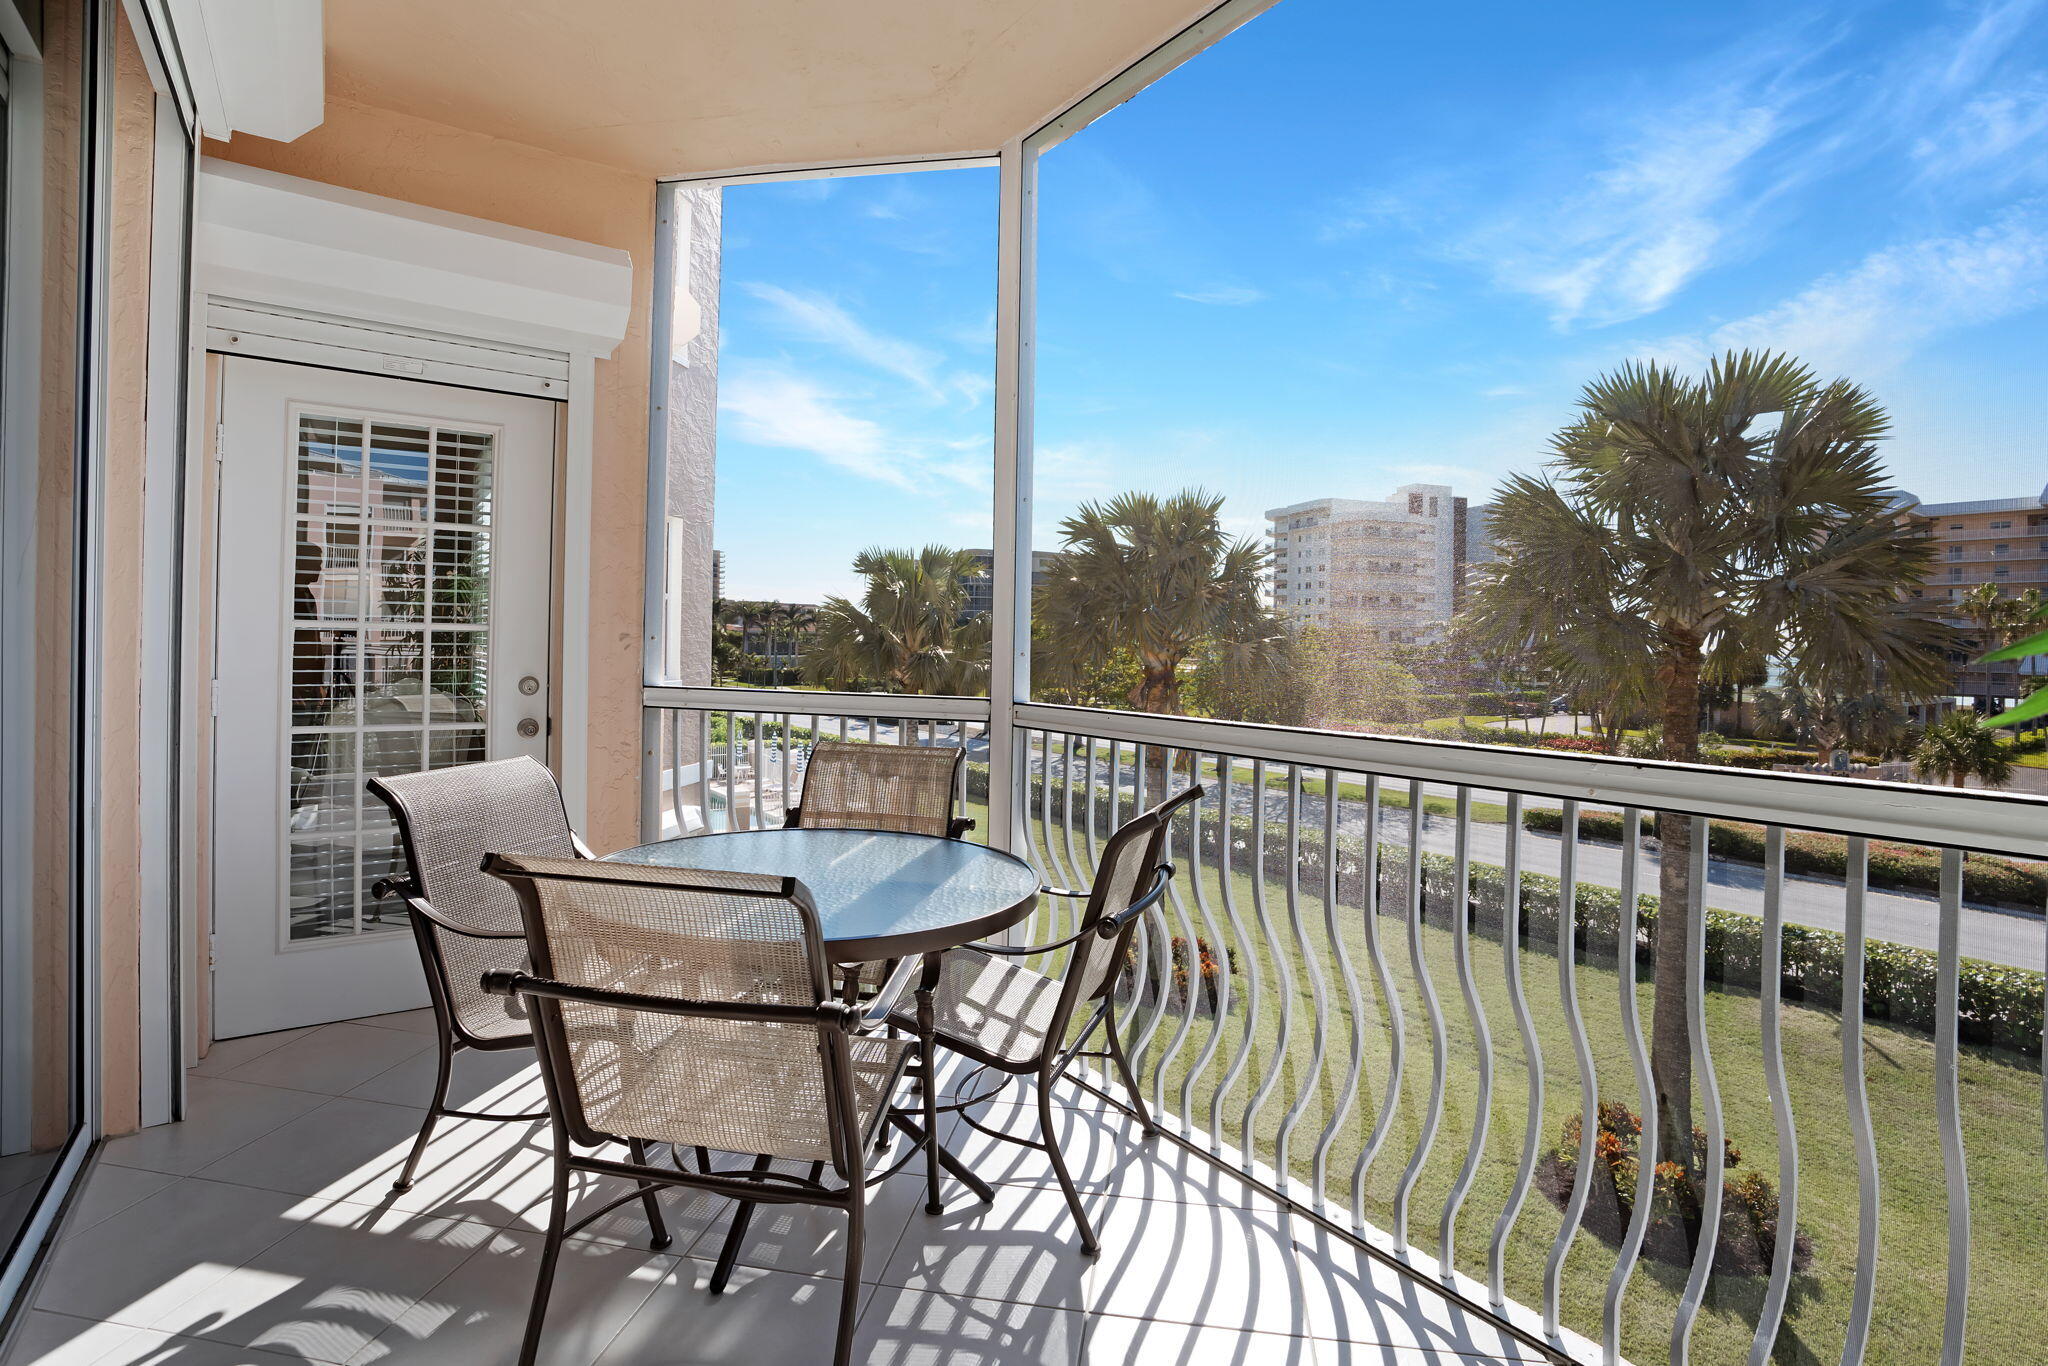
[12,1016,1554,1366]
[628,691,2046,1365]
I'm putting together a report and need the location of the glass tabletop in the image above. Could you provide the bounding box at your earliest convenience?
[607,828,1043,962]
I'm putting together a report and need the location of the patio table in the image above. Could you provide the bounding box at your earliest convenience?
[608,826,1042,1213]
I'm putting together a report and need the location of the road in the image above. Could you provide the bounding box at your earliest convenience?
[1033,762,2045,970]
[825,724,2040,969]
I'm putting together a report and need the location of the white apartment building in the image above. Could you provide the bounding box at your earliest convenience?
[1267,484,1468,644]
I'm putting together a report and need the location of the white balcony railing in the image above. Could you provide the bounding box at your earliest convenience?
[640,685,2048,1366]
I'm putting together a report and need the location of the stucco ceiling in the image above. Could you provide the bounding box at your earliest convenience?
[320,0,1229,178]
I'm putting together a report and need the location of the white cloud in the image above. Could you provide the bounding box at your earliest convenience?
[719,370,908,490]
[1471,98,1783,329]
[1657,205,2048,375]
[741,283,948,399]
[1173,284,1267,306]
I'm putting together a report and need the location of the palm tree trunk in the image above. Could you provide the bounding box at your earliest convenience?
[1652,636,1703,1183]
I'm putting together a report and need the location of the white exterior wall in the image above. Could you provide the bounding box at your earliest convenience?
[1268,483,1458,642]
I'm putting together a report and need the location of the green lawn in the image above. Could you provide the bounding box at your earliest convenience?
[1013,794,2046,1366]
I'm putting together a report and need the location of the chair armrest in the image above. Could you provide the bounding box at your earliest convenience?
[371,877,527,939]
[783,806,803,829]
[947,817,977,840]
[481,969,852,1026]
[1095,863,1175,936]
[852,956,922,1034]
[966,864,1175,957]
[1039,886,1088,900]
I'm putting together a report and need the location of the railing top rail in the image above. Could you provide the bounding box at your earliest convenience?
[1012,701,2048,861]
[644,684,992,722]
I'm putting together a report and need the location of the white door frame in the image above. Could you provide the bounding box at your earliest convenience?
[195,156,630,815]
[210,359,557,1036]
[192,160,630,1044]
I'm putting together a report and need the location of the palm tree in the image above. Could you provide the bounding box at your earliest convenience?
[1462,350,1949,1180]
[1035,489,1286,717]
[1753,674,1910,767]
[804,547,990,695]
[1912,711,2016,788]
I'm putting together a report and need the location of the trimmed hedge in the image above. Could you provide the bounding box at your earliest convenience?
[1016,776,2044,1055]
[1522,808,2048,908]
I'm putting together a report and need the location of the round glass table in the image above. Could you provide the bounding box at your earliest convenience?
[607,826,1042,1214]
[608,827,1042,963]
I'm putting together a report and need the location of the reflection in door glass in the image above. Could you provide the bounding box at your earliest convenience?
[286,413,498,940]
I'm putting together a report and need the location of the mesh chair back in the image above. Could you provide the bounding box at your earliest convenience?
[793,740,963,836]
[1066,786,1200,1004]
[487,854,861,1165]
[367,757,576,1044]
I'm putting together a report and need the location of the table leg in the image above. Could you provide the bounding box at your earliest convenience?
[917,951,944,1216]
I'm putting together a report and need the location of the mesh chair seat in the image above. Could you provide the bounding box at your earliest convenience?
[909,948,1065,1070]
[580,1022,910,1163]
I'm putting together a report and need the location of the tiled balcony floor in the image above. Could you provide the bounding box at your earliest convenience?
[8,1014,1547,1365]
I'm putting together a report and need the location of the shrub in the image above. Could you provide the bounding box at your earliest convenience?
[1539,1102,1812,1277]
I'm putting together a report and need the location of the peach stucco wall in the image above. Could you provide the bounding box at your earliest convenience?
[95,10,159,1136]
[205,99,658,854]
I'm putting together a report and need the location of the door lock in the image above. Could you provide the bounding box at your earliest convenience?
[517,717,541,738]
[518,675,541,696]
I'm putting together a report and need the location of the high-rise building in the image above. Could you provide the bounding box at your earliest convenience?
[1267,484,1467,644]
[960,549,1059,619]
[1907,484,2048,704]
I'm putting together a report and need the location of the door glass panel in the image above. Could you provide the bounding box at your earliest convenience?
[285,412,498,942]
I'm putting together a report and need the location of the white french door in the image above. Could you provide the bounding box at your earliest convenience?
[211,358,557,1038]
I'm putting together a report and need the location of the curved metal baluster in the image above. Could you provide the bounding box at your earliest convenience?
[1212,759,1263,1154]
[1204,757,1253,1155]
[1489,792,1539,1309]
[777,712,791,819]
[1183,759,1234,1135]
[1934,848,1970,1366]
[722,711,738,830]
[1607,809,1658,1364]
[1395,779,1446,1253]
[1353,775,1406,1229]
[1130,746,1172,1088]
[1545,801,1595,1335]
[1672,817,1725,1366]
[1082,738,1102,879]
[750,712,765,827]
[1154,748,1206,1121]
[1242,761,1296,1167]
[1441,785,1492,1280]
[1840,836,1880,1366]
[1277,766,1330,1188]
[1744,825,1795,1366]
[1059,733,1084,904]
[1117,743,1154,1064]
[1315,769,1367,1208]
[1034,730,1073,947]
[697,710,712,835]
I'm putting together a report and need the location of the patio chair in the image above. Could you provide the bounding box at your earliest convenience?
[784,737,973,839]
[477,853,915,1366]
[787,737,973,999]
[890,782,1203,1256]
[366,756,592,1192]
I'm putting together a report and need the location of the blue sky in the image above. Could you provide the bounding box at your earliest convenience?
[715,0,2048,603]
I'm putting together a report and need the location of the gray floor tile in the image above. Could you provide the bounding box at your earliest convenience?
[217,1025,433,1097]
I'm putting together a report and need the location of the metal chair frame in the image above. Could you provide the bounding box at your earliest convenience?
[366,760,593,1192]
[480,855,913,1366]
[894,783,1204,1255]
